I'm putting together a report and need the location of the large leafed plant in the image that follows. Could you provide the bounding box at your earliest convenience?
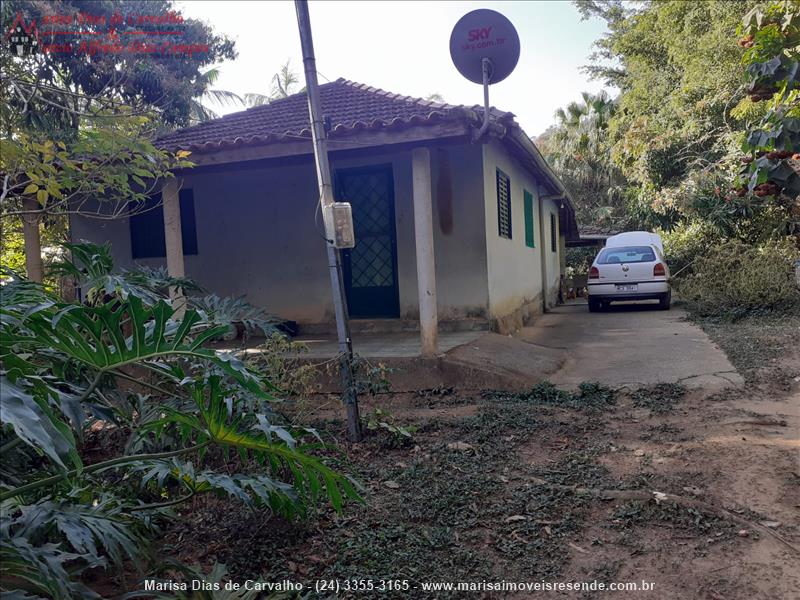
[0,244,360,598]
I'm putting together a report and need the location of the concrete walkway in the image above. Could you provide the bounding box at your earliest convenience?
[294,330,484,358]
[219,301,743,392]
[517,301,744,389]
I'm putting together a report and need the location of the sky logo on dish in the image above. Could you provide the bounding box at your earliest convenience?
[467,27,493,42]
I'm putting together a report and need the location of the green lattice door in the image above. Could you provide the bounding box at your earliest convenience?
[335,165,399,318]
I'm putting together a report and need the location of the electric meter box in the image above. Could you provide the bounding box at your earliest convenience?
[328,202,355,249]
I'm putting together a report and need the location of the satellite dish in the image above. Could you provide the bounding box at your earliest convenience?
[449,9,520,85]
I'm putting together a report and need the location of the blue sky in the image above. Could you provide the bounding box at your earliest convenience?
[177,1,613,136]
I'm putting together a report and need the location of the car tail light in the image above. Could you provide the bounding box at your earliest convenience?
[653,263,666,277]
[589,266,599,279]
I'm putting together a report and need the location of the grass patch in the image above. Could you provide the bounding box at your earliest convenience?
[611,501,736,537]
[484,381,616,410]
[695,313,800,386]
[531,448,616,489]
[639,423,686,442]
[330,523,491,589]
[631,383,687,414]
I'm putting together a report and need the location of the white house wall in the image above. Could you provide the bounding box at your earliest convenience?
[542,190,563,309]
[481,140,561,331]
[70,144,488,326]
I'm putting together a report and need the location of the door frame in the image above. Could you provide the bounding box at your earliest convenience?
[334,163,400,319]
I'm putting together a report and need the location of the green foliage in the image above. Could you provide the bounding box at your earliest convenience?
[567,0,798,290]
[588,0,750,190]
[361,407,417,444]
[49,242,277,337]
[574,0,797,229]
[351,356,394,396]
[735,0,800,201]
[0,244,360,598]
[0,0,234,283]
[676,238,800,317]
[48,242,200,306]
[540,91,629,228]
[191,295,279,339]
[485,381,616,410]
[0,123,193,221]
[660,220,723,276]
[245,333,319,398]
[565,246,597,278]
[1,0,237,129]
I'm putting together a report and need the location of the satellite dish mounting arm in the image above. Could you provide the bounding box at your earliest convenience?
[450,9,519,141]
[474,58,493,141]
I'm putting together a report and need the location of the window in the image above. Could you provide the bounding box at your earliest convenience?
[550,213,557,252]
[130,189,198,259]
[523,190,535,248]
[496,169,511,239]
[597,246,656,264]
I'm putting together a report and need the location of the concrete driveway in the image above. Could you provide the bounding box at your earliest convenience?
[518,301,744,389]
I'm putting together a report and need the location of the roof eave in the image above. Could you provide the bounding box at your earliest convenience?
[498,126,579,240]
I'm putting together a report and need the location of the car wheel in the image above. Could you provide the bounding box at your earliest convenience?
[658,291,671,310]
[588,298,602,313]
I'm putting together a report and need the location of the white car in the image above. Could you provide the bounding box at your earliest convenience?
[587,231,671,312]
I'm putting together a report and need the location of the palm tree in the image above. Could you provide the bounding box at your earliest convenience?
[244,60,304,107]
[188,61,305,121]
[546,91,625,227]
[189,67,243,123]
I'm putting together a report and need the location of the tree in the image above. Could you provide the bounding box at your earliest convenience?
[735,1,800,203]
[1,0,237,130]
[243,59,304,107]
[541,91,628,228]
[188,66,244,123]
[0,0,236,280]
[574,0,765,228]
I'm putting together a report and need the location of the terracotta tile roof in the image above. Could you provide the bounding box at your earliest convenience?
[156,78,514,152]
[155,77,578,237]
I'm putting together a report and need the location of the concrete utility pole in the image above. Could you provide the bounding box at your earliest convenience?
[295,0,362,441]
[22,197,43,283]
[162,178,186,318]
[411,148,438,357]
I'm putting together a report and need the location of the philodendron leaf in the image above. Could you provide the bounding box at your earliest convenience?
[23,297,272,399]
[0,377,80,470]
[14,500,142,567]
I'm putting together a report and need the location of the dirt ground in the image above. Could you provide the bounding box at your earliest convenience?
[135,313,799,599]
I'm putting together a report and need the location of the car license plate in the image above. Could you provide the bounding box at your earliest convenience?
[615,284,638,292]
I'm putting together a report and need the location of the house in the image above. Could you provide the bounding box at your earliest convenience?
[70,78,578,352]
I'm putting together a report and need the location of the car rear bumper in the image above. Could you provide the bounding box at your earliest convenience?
[587,281,670,301]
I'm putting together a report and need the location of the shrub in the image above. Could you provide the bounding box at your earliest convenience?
[565,246,596,278]
[676,238,800,317]
[0,244,359,598]
[660,220,722,278]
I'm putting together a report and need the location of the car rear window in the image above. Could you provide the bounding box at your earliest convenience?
[597,246,656,264]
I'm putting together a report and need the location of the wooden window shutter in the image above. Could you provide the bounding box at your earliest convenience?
[523,190,535,248]
[496,169,512,239]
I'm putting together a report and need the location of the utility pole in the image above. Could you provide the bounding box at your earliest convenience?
[295,0,362,442]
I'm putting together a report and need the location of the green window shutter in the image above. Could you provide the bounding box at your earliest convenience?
[523,190,535,248]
